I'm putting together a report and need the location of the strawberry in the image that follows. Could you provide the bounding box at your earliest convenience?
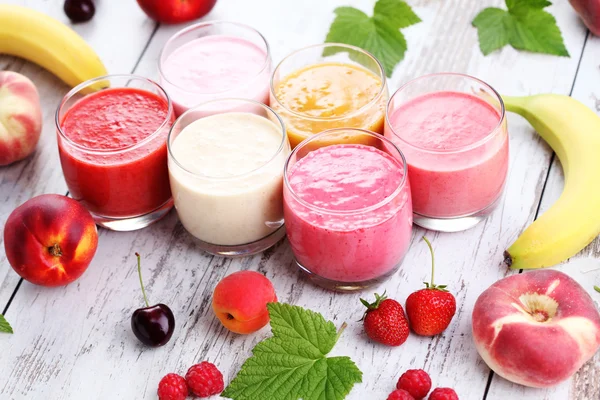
[405,237,456,336]
[360,292,409,346]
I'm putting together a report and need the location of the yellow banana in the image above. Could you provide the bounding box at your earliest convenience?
[503,94,600,269]
[0,4,107,89]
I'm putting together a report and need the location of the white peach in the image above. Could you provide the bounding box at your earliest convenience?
[0,71,43,166]
[472,269,600,388]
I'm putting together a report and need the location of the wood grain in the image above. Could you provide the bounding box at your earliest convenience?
[0,0,594,399]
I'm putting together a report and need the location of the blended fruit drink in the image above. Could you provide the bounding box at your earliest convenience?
[159,21,271,116]
[271,44,387,148]
[385,74,509,231]
[56,75,175,230]
[168,100,290,256]
[284,129,412,291]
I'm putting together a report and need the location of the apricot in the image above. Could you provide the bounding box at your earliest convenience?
[212,271,277,334]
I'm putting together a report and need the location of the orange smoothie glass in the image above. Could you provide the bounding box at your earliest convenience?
[270,44,388,148]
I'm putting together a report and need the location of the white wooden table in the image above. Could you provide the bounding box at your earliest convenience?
[1,0,600,399]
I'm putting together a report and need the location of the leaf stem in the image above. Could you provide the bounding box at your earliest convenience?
[422,236,435,287]
[335,322,348,343]
[136,252,150,307]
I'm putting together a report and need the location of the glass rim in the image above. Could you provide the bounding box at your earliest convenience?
[55,74,174,155]
[385,72,506,154]
[270,43,387,122]
[158,20,272,95]
[167,98,288,180]
[283,128,409,215]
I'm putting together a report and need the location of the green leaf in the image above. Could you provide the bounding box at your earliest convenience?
[472,8,511,55]
[373,0,422,30]
[472,0,569,57]
[594,285,600,293]
[508,8,570,56]
[222,303,362,400]
[0,314,13,334]
[324,0,421,77]
[506,0,551,11]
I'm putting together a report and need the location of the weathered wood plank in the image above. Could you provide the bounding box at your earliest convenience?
[0,0,156,308]
[0,0,590,399]
[486,32,600,400]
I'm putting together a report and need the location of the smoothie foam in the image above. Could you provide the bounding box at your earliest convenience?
[386,91,508,218]
[59,87,173,217]
[161,35,270,114]
[284,144,412,282]
[169,112,287,246]
[272,62,386,148]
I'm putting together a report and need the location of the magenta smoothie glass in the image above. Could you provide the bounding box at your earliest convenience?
[283,128,413,291]
[159,21,272,116]
[385,73,509,232]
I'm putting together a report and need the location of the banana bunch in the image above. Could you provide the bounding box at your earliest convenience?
[0,4,107,88]
[503,94,600,270]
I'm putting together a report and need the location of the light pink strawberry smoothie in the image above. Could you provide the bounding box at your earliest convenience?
[284,144,412,283]
[160,35,270,115]
[385,91,509,218]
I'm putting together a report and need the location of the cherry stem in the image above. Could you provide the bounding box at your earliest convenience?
[136,252,150,308]
[595,285,600,293]
[335,322,348,343]
[422,236,435,287]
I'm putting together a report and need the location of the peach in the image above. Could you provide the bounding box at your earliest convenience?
[3,194,98,286]
[472,269,600,388]
[212,271,277,334]
[0,71,43,166]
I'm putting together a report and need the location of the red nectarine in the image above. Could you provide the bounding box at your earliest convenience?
[212,271,277,334]
[472,269,600,388]
[4,194,98,286]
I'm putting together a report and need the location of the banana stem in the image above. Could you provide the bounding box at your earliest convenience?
[502,95,528,115]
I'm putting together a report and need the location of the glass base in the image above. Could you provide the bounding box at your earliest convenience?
[91,199,174,231]
[295,259,401,292]
[413,195,502,232]
[191,225,286,257]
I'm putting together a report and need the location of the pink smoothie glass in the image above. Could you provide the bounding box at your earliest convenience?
[385,73,509,232]
[159,21,272,116]
[283,128,413,291]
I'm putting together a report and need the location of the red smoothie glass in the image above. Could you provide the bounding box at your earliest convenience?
[385,73,509,232]
[56,75,175,231]
[284,128,413,291]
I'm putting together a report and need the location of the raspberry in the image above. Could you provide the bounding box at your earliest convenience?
[428,387,459,400]
[388,389,415,400]
[396,369,432,399]
[185,361,224,397]
[157,373,188,400]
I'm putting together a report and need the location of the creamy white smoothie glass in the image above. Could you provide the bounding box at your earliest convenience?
[159,21,272,116]
[167,98,290,256]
